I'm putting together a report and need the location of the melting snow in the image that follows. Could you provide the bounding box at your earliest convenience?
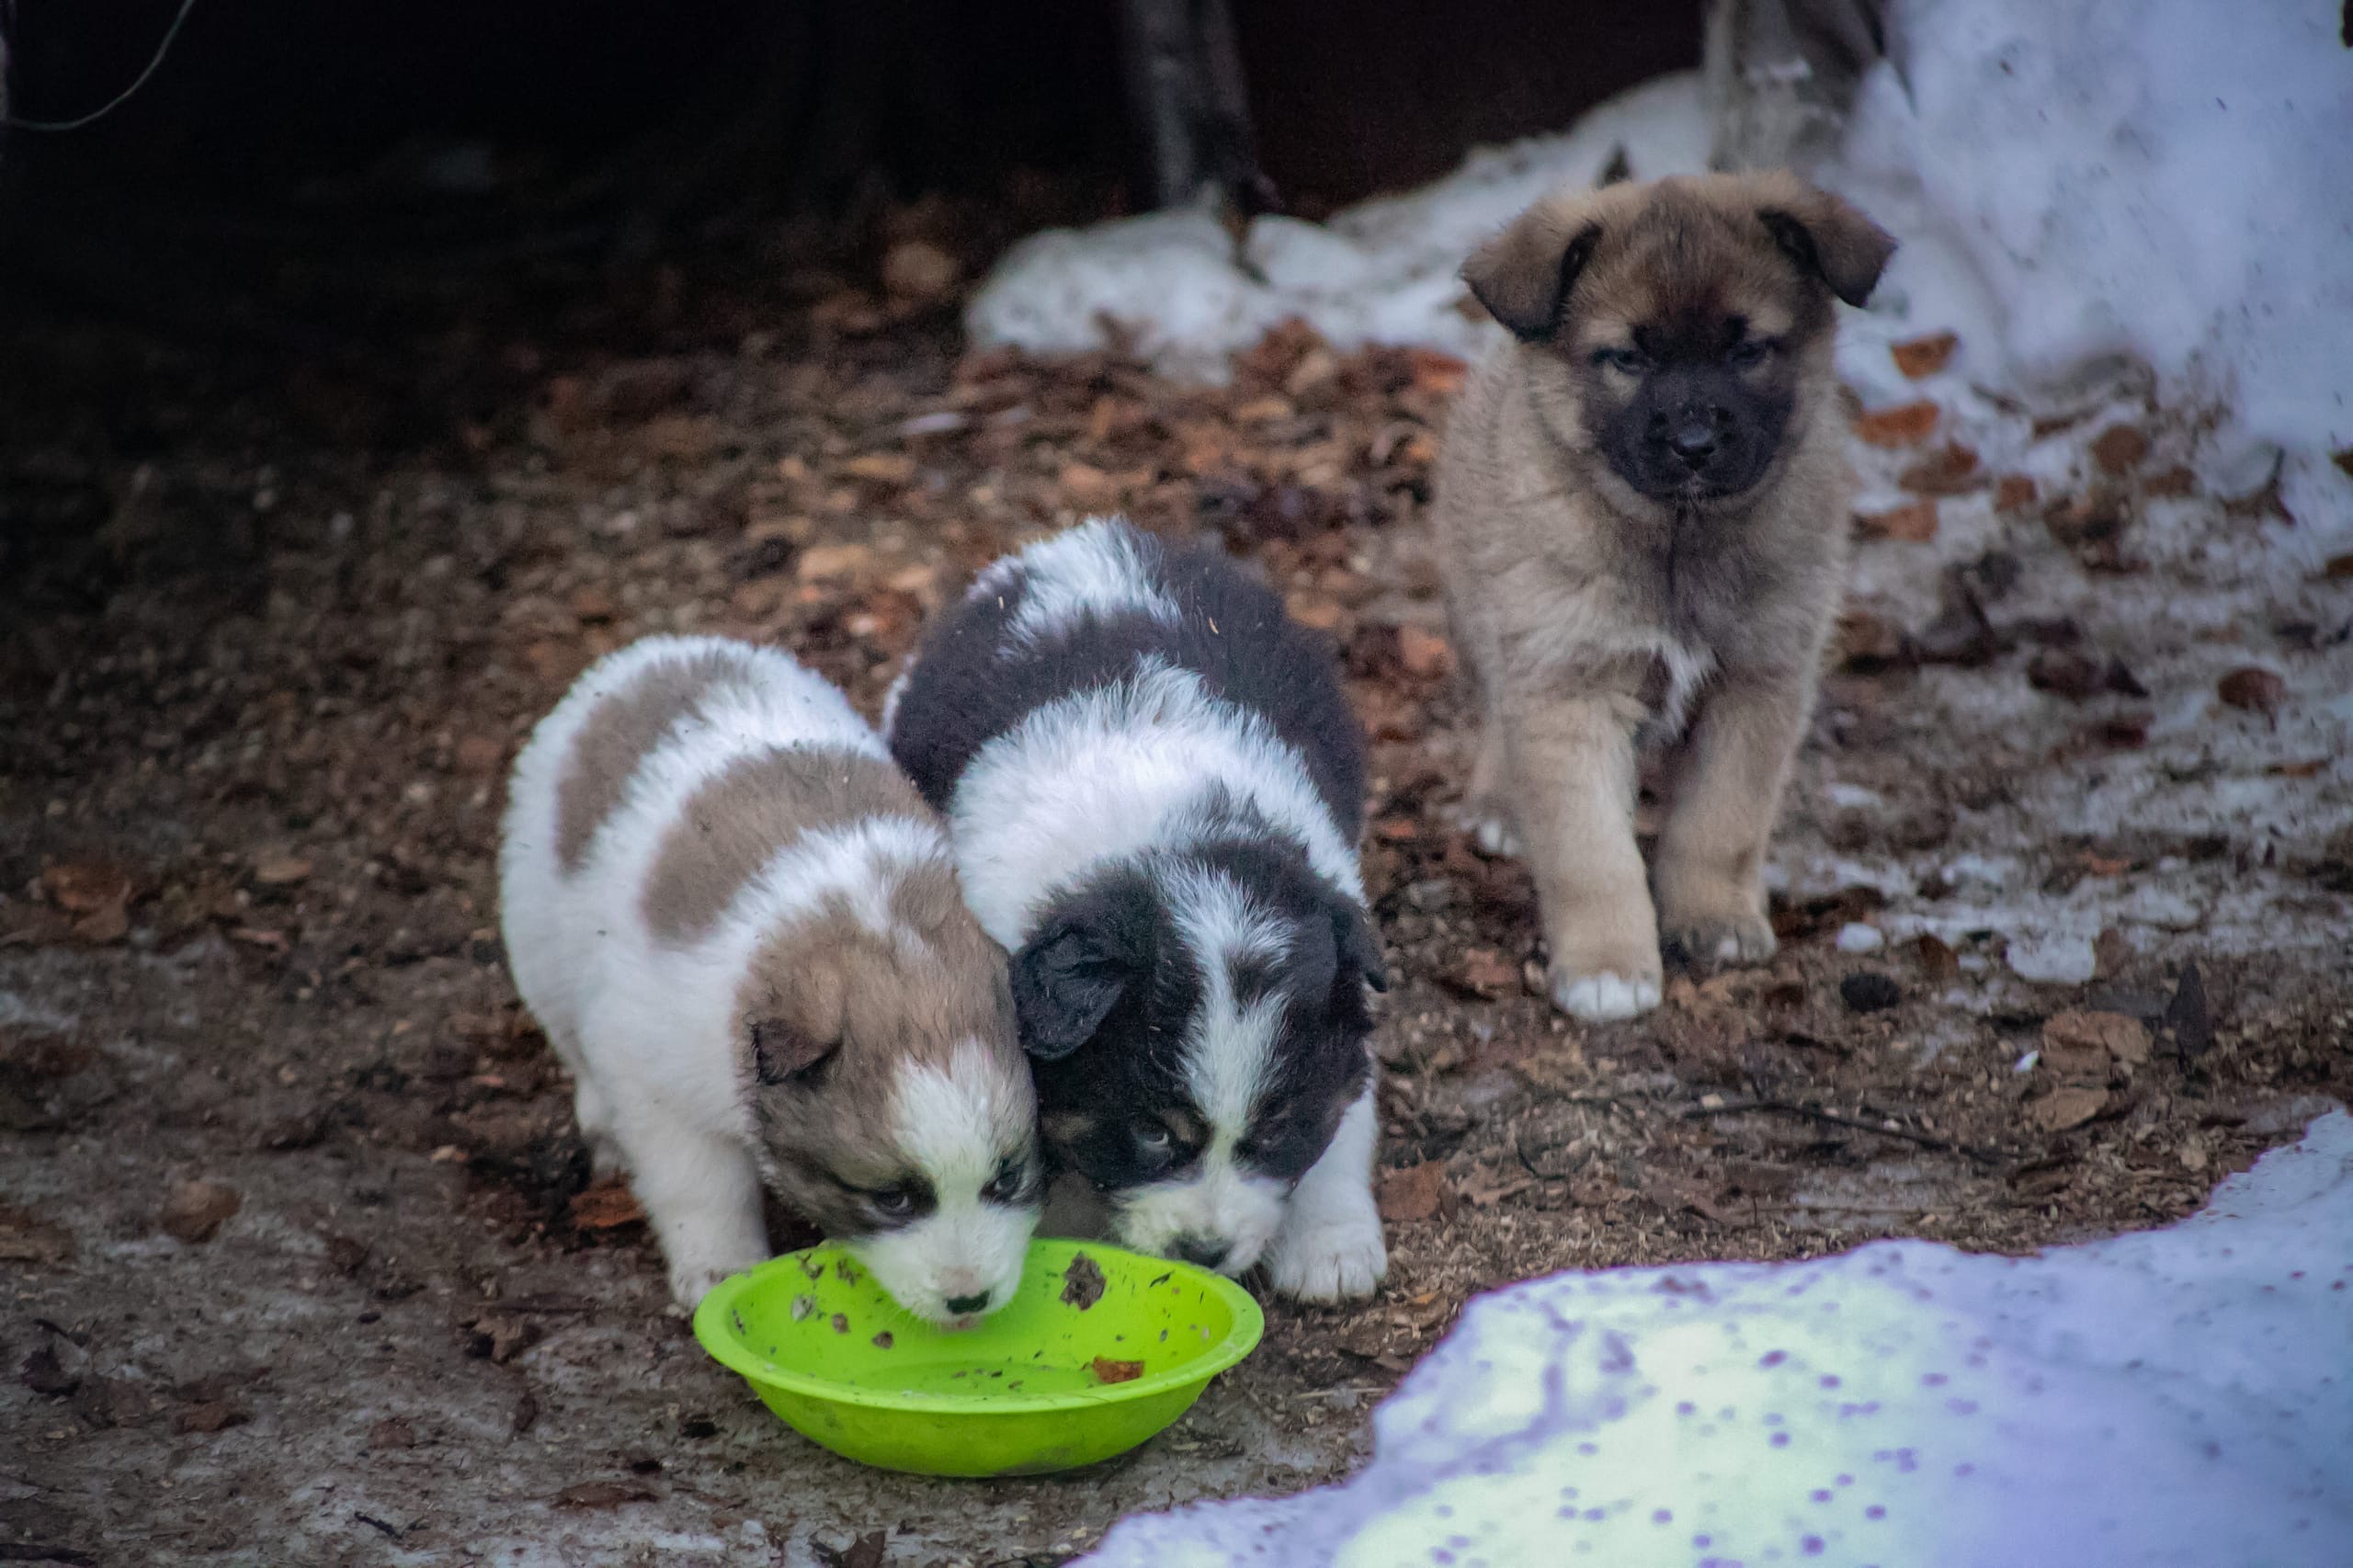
[1085,1112,2353,1567]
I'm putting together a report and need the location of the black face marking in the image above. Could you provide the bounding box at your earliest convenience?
[1015,839,1378,1197]
[1587,310,1800,504]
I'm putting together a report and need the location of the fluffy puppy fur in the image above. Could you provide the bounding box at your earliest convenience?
[885,518,1391,1301]
[500,635,1040,1321]
[1435,171,1893,1021]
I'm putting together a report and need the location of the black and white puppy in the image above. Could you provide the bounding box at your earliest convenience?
[886,517,1390,1301]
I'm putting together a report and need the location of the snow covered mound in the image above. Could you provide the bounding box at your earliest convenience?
[1824,0,2353,554]
[1083,1111,2353,1568]
[966,74,1710,377]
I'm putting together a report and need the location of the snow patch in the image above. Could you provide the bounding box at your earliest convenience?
[1821,0,2353,562]
[1084,1112,2353,1567]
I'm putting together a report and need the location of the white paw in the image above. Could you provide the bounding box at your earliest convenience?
[1449,799,1520,858]
[1550,968,1663,1021]
[1474,817,1522,858]
[1265,1208,1388,1302]
[586,1133,627,1182]
[667,1253,762,1312]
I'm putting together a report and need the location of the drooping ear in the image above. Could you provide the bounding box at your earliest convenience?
[1462,205,1605,342]
[745,1017,837,1087]
[1332,898,1390,997]
[1757,189,1897,308]
[1009,920,1135,1062]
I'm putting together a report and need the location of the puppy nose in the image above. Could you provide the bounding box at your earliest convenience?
[944,1290,991,1315]
[1666,418,1720,463]
[1172,1233,1232,1270]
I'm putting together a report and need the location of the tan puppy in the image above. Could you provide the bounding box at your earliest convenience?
[1433,172,1893,1021]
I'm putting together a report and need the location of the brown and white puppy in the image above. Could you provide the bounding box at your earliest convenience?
[499,636,1040,1320]
[1434,172,1893,1021]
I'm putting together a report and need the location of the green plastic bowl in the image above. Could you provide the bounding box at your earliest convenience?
[692,1238,1265,1476]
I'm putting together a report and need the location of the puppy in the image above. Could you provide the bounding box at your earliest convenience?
[499,635,1040,1321]
[885,518,1391,1301]
[1434,172,1893,1021]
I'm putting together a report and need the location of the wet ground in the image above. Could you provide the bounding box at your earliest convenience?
[4,232,2348,1566]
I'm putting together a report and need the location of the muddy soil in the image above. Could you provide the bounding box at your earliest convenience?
[4,237,2347,1567]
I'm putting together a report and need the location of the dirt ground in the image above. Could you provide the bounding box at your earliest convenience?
[4,226,2348,1568]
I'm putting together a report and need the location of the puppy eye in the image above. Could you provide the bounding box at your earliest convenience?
[1594,347,1646,373]
[1133,1123,1173,1153]
[867,1185,916,1217]
[982,1161,1029,1203]
[1727,339,1774,369]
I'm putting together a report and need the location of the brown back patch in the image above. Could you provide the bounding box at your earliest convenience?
[555,647,753,873]
[642,746,931,944]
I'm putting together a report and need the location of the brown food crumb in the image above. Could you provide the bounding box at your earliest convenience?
[870,1331,893,1349]
[1091,1357,1145,1385]
[830,1313,849,1334]
[1061,1252,1107,1310]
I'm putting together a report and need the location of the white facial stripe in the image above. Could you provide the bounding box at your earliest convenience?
[850,1041,1040,1324]
[984,517,1180,647]
[730,814,947,938]
[1168,866,1290,1133]
[949,658,1360,949]
[892,1040,1031,1190]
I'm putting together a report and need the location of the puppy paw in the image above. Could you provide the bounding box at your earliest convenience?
[667,1254,763,1313]
[1265,1209,1388,1302]
[1451,801,1521,858]
[1548,964,1664,1021]
[1661,913,1778,972]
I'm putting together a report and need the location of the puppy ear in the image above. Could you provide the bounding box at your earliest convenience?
[1010,921,1133,1062]
[1757,189,1896,308]
[745,1017,837,1086]
[1462,206,1604,342]
[1332,899,1390,997]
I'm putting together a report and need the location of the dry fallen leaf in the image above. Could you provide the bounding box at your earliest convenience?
[2029,1086,2109,1132]
[840,452,915,485]
[568,1181,645,1232]
[160,1178,242,1244]
[252,854,313,888]
[2045,1009,2152,1066]
[41,862,131,915]
[1091,1357,1145,1385]
[1852,400,1939,448]
[2217,667,2285,719]
[1377,1160,1449,1223]
[1855,499,1939,542]
[0,1203,74,1267]
[1896,443,1981,495]
[2090,424,2150,475]
[1889,332,1958,379]
[1450,948,1522,1000]
[1406,347,1469,396]
[1395,625,1453,678]
[796,542,877,584]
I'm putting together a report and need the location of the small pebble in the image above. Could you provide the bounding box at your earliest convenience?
[1839,972,1903,1013]
[1835,922,1885,954]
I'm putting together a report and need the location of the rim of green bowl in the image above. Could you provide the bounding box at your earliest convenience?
[692,1240,1266,1416]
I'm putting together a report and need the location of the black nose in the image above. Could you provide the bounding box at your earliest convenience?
[1666,417,1721,464]
[944,1291,990,1315]
[1172,1234,1232,1270]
